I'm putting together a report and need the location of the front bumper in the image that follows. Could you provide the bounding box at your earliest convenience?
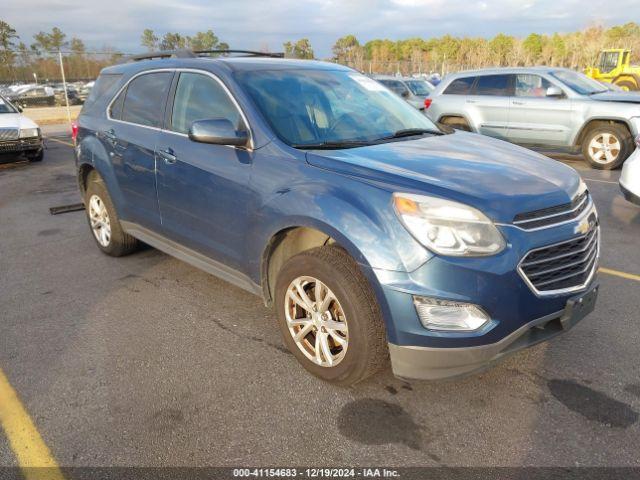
[389,284,598,380]
[0,137,42,154]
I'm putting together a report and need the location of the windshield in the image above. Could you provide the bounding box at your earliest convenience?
[0,97,17,114]
[550,70,607,95]
[405,80,433,96]
[235,69,440,147]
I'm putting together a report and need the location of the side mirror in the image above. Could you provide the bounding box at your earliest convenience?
[188,119,249,147]
[401,90,410,98]
[546,86,563,98]
[17,106,23,112]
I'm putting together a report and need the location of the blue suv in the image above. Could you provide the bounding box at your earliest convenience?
[75,50,599,385]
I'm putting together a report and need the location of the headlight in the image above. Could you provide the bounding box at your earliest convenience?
[393,193,506,256]
[19,128,39,138]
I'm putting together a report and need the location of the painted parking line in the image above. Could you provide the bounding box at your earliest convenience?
[45,137,74,148]
[582,177,619,185]
[0,368,64,480]
[599,267,640,282]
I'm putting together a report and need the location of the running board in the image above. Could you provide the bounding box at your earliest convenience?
[120,221,262,297]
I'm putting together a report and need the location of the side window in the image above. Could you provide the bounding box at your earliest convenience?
[380,80,408,96]
[515,74,553,98]
[170,72,242,134]
[109,88,126,120]
[474,75,513,96]
[121,72,173,128]
[444,77,475,95]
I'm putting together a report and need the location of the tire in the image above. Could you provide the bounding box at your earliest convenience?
[274,245,388,386]
[439,116,471,132]
[84,171,139,257]
[615,80,637,92]
[27,150,43,162]
[581,123,633,170]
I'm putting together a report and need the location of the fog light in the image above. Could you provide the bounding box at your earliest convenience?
[413,296,489,331]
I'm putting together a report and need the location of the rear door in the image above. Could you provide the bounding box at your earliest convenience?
[105,71,173,229]
[155,71,253,271]
[466,74,513,139]
[507,74,573,147]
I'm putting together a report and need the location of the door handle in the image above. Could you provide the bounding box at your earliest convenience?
[101,128,117,143]
[512,100,526,105]
[466,99,477,104]
[158,148,177,164]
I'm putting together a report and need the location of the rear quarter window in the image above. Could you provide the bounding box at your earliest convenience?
[444,77,475,95]
[82,73,123,116]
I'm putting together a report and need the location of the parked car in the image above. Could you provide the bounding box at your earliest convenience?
[0,95,44,162]
[620,135,640,205]
[426,67,640,169]
[75,53,599,385]
[373,75,434,110]
[77,81,95,102]
[52,84,83,105]
[5,85,55,108]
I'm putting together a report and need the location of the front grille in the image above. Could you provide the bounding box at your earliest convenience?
[0,138,41,152]
[519,221,599,294]
[0,128,19,141]
[513,191,590,230]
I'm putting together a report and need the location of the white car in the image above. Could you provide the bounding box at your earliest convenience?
[620,136,640,205]
[0,95,43,162]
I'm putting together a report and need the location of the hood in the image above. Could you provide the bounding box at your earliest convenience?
[0,113,39,130]
[306,132,581,223]
[589,91,640,104]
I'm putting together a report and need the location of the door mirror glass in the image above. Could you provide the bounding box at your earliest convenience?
[189,119,249,147]
[546,86,563,97]
[401,90,410,98]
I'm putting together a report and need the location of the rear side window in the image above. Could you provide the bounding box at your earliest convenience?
[121,72,173,128]
[473,75,513,96]
[109,89,125,120]
[170,72,242,134]
[444,77,475,95]
[83,74,122,115]
[379,80,408,96]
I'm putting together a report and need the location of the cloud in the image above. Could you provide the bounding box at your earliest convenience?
[2,0,636,57]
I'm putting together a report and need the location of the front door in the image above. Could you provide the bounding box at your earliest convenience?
[156,71,253,271]
[507,74,574,147]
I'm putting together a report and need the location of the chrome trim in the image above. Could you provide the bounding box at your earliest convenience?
[517,225,600,297]
[497,198,595,232]
[521,228,598,268]
[104,67,254,150]
[513,193,589,226]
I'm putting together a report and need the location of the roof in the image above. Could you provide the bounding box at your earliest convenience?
[102,56,352,76]
[446,66,573,78]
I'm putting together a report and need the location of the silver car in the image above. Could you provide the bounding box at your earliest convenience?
[373,75,434,110]
[426,67,640,169]
[620,140,640,205]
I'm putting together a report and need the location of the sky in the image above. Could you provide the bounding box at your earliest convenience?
[3,0,639,57]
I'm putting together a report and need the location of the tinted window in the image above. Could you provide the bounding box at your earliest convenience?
[474,75,512,96]
[379,80,408,95]
[515,74,553,97]
[444,77,475,95]
[121,72,172,128]
[171,73,242,134]
[84,74,122,114]
[109,89,126,120]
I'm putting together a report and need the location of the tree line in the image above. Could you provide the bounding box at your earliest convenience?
[1,18,639,83]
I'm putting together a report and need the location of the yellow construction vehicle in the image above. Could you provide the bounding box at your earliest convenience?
[585,49,640,91]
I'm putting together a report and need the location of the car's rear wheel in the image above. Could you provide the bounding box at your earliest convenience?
[85,171,139,256]
[274,245,388,386]
[582,123,633,170]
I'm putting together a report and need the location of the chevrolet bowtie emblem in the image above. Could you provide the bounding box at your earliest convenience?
[575,218,591,235]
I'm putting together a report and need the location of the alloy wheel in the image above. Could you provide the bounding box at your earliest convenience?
[588,132,621,165]
[284,276,349,367]
[88,194,111,247]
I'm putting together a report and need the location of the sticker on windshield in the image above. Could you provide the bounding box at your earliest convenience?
[349,74,386,91]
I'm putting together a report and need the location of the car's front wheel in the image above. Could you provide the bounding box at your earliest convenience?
[275,245,388,386]
[84,171,139,256]
[582,123,633,170]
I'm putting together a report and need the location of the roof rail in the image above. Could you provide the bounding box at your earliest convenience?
[119,49,284,64]
[194,49,285,58]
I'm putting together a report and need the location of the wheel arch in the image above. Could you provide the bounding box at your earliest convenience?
[573,118,633,147]
[437,113,475,131]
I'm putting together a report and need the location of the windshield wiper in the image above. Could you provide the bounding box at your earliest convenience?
[291,140,372,150]
[375,128,444,141]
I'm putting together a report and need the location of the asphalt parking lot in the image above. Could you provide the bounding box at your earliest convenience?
[1,128,639,470]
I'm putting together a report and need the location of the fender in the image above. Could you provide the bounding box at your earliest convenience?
[571,116,635,146]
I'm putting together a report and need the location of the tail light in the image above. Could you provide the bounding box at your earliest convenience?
[71,122,78,143]
[424,98,432,109]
